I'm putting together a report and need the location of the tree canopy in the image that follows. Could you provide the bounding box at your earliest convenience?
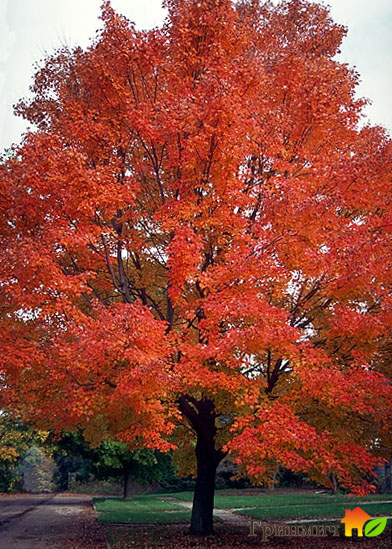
[1,0,391,535]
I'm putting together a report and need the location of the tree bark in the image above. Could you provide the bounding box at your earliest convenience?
[330,473,338,495]
[123,460,133,500]
[178,395,226,536]
[187,398,226,536]
[190,436,220,536]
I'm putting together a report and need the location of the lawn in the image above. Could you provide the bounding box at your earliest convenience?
[94,495,191,524]
[168,489,392,509]
[97,490,392,547]
[235,501,392,521]
[94,490,392,525]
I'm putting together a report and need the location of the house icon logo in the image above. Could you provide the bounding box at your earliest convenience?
[341,507,388,538]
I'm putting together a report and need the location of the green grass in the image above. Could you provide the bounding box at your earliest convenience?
[166,490,391,509]
[98,510,192,524]
[235,502,392,520]
[94,495,191,524]
[94,491,392,525]
[94,494,184,512]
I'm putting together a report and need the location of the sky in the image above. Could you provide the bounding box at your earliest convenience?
[0,0,391,151]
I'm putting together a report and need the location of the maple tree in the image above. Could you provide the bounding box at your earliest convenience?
[1,0,392,536]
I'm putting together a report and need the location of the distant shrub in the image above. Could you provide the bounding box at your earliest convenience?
[15,446,56,493]
[69,477,133,496]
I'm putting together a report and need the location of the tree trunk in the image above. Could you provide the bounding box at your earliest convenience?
[189,399,226,536]
[178,395,227,536]
[330,473,338,495]
[123,460,133,500]
[190,438,219,536]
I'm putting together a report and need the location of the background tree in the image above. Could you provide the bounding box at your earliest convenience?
[14,446,56,493]
[54,431,174,499]
[0,0,392,536]
[94,443,173,500]
[0,412,49,492]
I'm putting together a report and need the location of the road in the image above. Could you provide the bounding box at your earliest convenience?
[0,494,105,548]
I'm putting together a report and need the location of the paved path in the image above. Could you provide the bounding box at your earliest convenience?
[0,494,105,548]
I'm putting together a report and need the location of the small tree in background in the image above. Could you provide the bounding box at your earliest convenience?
[53,430,174,498]
[94,443,173,499]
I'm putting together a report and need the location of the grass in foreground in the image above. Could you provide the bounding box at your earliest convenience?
[235,501,392,520]
[94,491,392,526]
[167,490,391,509]
[94,495,191,524]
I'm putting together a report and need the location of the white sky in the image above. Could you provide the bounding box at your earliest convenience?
[0,0,391,151]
